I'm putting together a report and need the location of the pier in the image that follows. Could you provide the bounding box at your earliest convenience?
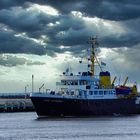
[0,93,34,112]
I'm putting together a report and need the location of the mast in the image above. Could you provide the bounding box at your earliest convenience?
[87,36,98,76]
[32,74,34,93]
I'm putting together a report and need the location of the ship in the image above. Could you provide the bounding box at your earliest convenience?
[30,36,140,117]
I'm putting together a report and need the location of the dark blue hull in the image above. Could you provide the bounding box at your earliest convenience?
[30,97,140,116]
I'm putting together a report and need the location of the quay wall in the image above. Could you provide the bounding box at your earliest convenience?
[0,93,34,112]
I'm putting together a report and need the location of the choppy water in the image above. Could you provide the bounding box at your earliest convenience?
[0,112,140,140]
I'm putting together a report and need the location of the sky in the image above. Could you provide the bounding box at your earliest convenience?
[0,0,140,92]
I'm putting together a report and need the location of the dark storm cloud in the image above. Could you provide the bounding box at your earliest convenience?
[1,0,140,20]
[100,34,140,48]
[0,0,140,56]
[0,0,23,9]
[45,0,140,21]
[0,6,87,55]
[0,28,46,55]
[3,0,139,21]
[1,0,140,21]
[0,6,58,33]
[0,0,39,9]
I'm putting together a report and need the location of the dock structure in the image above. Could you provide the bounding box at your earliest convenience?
[0,93,34,112]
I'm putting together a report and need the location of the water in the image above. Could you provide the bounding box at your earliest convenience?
[0,112,140,140]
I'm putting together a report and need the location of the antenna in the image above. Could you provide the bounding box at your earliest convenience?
[123,76,128,86]
[25,85,29,94]
[32,75,34,93]
[39,84,45,93]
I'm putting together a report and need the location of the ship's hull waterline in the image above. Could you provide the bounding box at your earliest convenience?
[31,97,140,116]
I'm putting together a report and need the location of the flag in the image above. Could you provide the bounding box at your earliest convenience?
[101,61,106,66]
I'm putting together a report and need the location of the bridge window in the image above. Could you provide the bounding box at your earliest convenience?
[108,91,111,94]
[86,85,90,89]
[89,91,93,95]
[75,81,78,85]
[94,91,98,95]
[99,91,103,95]
[80,80,87,85]
[71,91,74,95]
[104,91,107,95]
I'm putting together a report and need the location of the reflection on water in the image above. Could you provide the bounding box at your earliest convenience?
[0,112,140,140]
